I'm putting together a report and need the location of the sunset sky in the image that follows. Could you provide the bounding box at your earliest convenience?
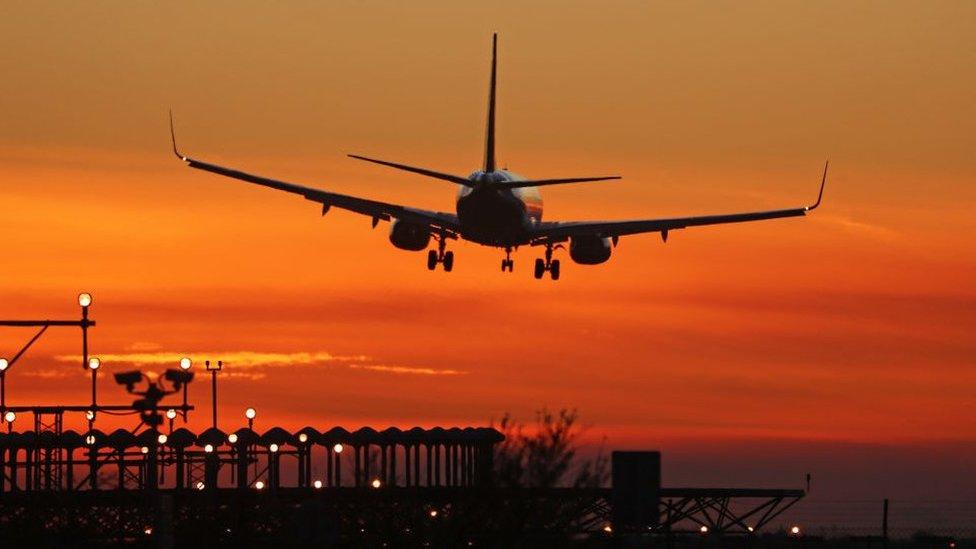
[1,2,974,499]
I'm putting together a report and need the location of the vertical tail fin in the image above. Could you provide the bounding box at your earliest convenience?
[483,33,498,173]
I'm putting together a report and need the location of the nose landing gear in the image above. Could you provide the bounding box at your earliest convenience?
[533,243,562,280]
[427,234,454,272]
[500,247,514,272]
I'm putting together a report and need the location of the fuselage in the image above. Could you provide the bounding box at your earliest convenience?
[455,170,543,246]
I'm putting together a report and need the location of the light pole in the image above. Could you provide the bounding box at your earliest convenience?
[205,360,222,429]
[4,411,14,433]
[88,356,100,408]
[0,358,8,414]
[79,292,92,370]
[179,358,192,420]
[245,407,256,430]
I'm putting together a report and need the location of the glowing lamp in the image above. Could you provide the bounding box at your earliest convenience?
[269,443,279,453]
[0,358,8,372]
[141,446,149,454]
[179,357,192,370]
[255,481,265,490]
[299,433,308,443]
[333,443,344,453]
[228,433,238,444]
[371,479,381,489]
[3,411,15,423]
[790,526,801,536]
[166,409,177,420]
[86,434,96,445]
[244,407,256,420]
[88,357,101,370]
[204,444,214,453]
[157,434,168,444]
[603,525,612,534]
[700,526,709,534]
[78,293,92,308]
[85,410,96,421]
[313,480,323,489]
[196,481,205,490]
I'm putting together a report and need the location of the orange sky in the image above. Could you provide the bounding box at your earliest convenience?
[1,2,974,494]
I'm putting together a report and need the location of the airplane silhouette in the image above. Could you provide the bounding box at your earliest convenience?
[170,34,827,280]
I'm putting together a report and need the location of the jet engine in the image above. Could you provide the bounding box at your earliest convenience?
[389,219,431,251]
[569,235,612,265]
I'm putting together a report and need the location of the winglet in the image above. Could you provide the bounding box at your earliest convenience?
[806,159,829,211]
[169,110,187,161]
[483,32,498,173]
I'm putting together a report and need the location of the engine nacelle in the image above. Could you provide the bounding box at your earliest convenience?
[389,220,431,251]
[569,235,612,265]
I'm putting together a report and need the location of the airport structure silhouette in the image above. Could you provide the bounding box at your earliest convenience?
[0,294,823,547]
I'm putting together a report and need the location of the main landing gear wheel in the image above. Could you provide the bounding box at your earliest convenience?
[534,244,563,280]
[427,234,454,272]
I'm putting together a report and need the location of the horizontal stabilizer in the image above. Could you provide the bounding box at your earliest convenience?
[348,154,472,186]
[493,176,622,190]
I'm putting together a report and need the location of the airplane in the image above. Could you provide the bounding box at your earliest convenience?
[170,33,827,281]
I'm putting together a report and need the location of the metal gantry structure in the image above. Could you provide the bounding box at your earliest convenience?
[0,294,807,545]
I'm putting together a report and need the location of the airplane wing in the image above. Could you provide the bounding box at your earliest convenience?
[529,162,828,244]
[170,117,460,236]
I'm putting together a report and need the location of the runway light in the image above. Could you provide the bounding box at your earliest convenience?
[700,526,709,534]
[333,443,344,453]
[88,357,100,370]
[228,433,238,444]
[313,480,323,489]
[790,525,801,536]
[141,446,149,454]
[244,407,256,420]
[269,443,279,453]
[157,434,168,444]
[429,510,438,518]
[204,444,214,453]
[4,411,15,423]
[144,527,153,535]
[255,481,265,490]
[0,358,8,371]
[85,410,96,421]
[166,409,177,420]
[299,433,308,443]
[371,478,382,489]
[179,357,192,370]
[603,524,613,533]
[78,293,92,307]
[196,481,205,490]
[747,526,755,532]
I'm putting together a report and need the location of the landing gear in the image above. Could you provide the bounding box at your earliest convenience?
[534,243,562,280]
[500,247,514,272]
[427,234,454,272]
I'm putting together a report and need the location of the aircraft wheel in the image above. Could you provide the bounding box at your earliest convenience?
[501,259,507,272]
[427,250,438,271]
[443,251,454,272]
[550,259,561,281]
[534,258,545,279]
[508,260,514,272]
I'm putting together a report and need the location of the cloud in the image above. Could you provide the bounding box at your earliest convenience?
[54,351,367,369]
[349,364,467,376]
[52,351,457,377]
[818,214,900,241]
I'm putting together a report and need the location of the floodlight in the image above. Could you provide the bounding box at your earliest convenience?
[114,371,142,390]
[429,510,438,518]
[299,433,308,443]
[269,443,279,453]
[244,407,256,420]
[313,480,323,489]
[140,446,149,454]
[228,433,238,444]
[179,357,192,370]
[78,293,92,307]
[3,411,15,423]
[166,409,177,420]
[0,358,8,372]
[700,526,709,534]
[88,357,101,370]
[333,443,344,453]
[790,526,801,536]
[371,479,381,489]
[204,444,214,453]
[255,481,265,490]
[157,434,168,444]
